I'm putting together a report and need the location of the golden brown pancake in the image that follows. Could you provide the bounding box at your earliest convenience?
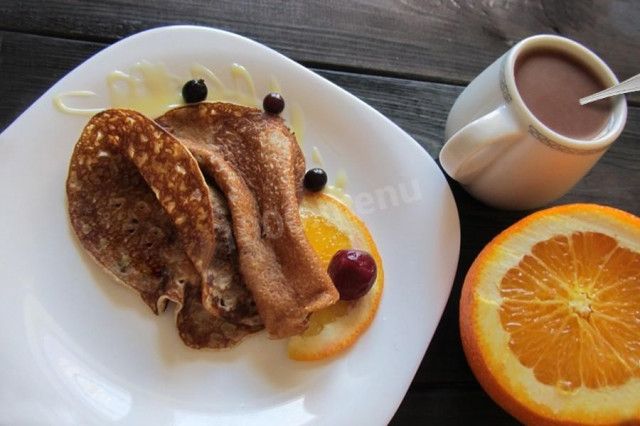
[156,102,339,339]
[203,181,262,327]
[186,142,309,337]
[66,109,261,348]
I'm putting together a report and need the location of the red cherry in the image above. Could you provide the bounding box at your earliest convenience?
[328,249,377,300]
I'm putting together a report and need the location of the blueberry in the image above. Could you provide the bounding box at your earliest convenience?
[304,168,328,192]
[182,79,208,103]
[263,92,285,114]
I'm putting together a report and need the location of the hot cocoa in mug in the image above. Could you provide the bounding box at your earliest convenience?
[515,48,611,140]
[440,35,627,210]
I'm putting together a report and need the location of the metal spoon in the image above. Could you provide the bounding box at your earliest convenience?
[580,73,640,105]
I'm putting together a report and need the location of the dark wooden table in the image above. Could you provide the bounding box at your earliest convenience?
[2,1,639,424]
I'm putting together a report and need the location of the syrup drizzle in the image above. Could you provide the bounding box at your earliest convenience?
[54,60,354,202]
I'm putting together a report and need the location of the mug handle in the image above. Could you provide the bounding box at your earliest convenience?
[439,105,522,184]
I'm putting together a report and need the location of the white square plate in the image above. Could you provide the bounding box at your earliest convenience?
[0,26,460,425]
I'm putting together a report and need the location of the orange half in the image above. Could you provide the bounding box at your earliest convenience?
[288,192,383,361]
[460,204,640,425]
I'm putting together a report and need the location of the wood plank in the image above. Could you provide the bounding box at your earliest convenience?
[1,0,638,103]
[389,386,518,425]
[0,32,104,130]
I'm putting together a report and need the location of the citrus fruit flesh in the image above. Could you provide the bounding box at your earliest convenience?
[288,192,383,361]
[460,204,640,425]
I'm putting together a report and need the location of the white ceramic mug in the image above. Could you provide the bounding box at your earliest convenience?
[439,35,627,210]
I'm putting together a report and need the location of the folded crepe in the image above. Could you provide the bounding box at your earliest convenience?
[204,179,262,327]
[66,108,261,349]
[156,102,339,339]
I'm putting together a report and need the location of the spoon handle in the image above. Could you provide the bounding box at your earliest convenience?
[580,73,640,105]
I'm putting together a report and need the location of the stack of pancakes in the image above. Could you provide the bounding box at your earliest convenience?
[66,103,339,349]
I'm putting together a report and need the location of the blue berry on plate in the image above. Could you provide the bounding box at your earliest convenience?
[182,79,208,103]
[263,92,285,114]
[304,168,328,192]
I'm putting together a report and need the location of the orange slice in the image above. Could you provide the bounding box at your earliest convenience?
[288,192,383,361]
[460,204,640,425]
